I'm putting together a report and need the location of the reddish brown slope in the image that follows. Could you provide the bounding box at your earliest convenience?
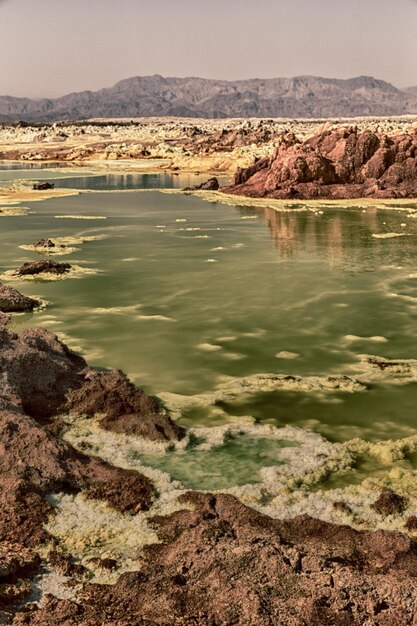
[223,127,417,199]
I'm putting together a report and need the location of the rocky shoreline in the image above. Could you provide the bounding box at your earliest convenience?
[2,118,417,207]
[0,312,415,624]
[2,118,417,623]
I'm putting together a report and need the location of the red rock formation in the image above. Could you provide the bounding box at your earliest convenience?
[224,127,417,199]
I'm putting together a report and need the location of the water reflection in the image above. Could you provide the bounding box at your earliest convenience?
[54,172,229,191]
[262,206,415,269]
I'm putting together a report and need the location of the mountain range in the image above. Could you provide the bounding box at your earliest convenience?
[1,75,417,122]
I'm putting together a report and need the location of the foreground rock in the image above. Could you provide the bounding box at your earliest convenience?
[0,325,184,438]
[224,127,417,199]
[0,323,186,616]
[13,493,417,625]
[3,325,417,623]
[17,260,71,276]
[0,283,40,312]
[0,324,182,542]
[66,369,186,442]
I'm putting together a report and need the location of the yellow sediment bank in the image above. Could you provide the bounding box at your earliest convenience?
[0,187,80,205]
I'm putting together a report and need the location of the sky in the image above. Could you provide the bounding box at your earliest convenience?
[1,0,417,98]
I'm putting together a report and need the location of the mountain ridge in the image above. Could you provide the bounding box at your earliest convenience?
[1,74,417,122]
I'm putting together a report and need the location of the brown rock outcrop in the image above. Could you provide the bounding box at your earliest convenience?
[12,493,417,625]
[17,260,71,276]
[0,324,184,542]
[0,323,188,613]
[224,127,417,199]
[0,326,183,441]
[0,543,40,612]
[0,284,40,313]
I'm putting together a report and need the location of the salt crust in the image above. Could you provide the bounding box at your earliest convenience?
[54,215,107,220]
[57,417,417,578]
[372,232,409,239]
[158,372,366,420]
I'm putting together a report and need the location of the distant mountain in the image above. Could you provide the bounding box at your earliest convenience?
[1,75,417,122]
[404,85,417,97]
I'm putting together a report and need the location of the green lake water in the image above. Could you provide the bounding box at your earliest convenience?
[3,165,417,497]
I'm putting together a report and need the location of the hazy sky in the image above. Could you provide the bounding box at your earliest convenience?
[1,0,417,98]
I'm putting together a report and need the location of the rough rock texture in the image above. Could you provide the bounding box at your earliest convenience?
[98,409,186,442]
[0,312,11,329]
[17,260,71,276]
[66,369,186,442]
[224,127,417,199]
[0,325,185,545]
[372,490,407,517]
[0,284,40,312]
[0,403,155,544]
[12,493,417,625]
[0,544,40,611]
[0,323,188,614]
[0,325,184,434]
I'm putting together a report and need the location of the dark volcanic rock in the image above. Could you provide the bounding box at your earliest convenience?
[0,325,183,436]
[224,127,417,199]
[0,284,40,312]
[98,410,186,442]
[17,260,71,276]
[0,323,177,608]
[0,403,155,547]
[0,323,186,550]
[0,312,11,329]
[405,516,417,532]
[66,369,186,442]
[0,543,40,610]
[183,177,220,191]
[32,239,56,249]
[66,369,161,419]
[371,490,407,517]
[0,323,189,614]
[47,549,86,578]
[32,182,54,191]
[12,493,417,625]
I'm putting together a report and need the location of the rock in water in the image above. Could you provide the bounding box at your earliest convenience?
[17,259,71,276]
[32,182,54,190]
[32,238,56,248]
[197,177,220,190]
[0,283,40,312]
[183,177,220,191]
[223,127,417,199]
